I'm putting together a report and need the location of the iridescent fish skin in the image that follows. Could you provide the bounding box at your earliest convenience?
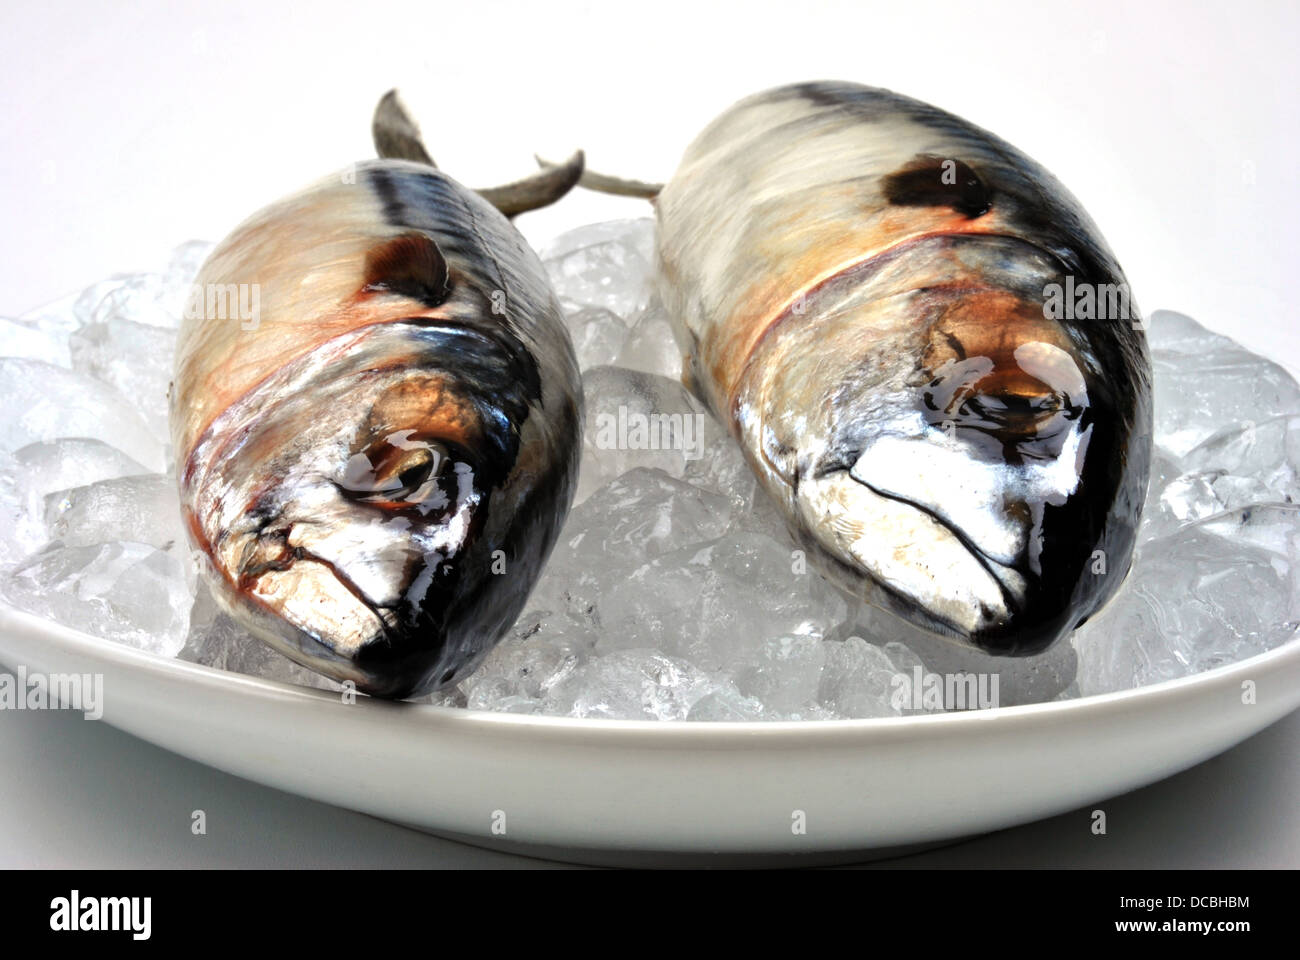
[655,82,1152,655]
[172,160,581,697]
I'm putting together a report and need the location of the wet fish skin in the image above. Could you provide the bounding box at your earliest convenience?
[173,160,581,698]
[655,82,1153,656]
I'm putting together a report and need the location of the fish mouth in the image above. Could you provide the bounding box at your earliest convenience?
[228,527,473,699]
[850,473,1027,615]
[795,466,1077,656]
[226,518,407,663]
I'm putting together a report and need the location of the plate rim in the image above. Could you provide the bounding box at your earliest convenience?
[3,600,1296,741]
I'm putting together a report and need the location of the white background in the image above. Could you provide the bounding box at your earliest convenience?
[1,0,1297,866]
[3,0,1298,370]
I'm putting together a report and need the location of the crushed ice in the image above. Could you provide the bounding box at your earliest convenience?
[1,222,1297,719]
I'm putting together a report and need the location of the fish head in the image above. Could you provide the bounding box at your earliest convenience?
[184,234,578,698]
[740,238,1150,655]
[188,321,555,697]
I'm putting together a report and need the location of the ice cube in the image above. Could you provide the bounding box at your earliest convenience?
[542,649,722,720]
[818,635,907,718]
[74,270,184,330]
[568,467,734,563]
[44,473,185,551]
[682,425,754,507]
[577,361,753,508]
[1153,471,1226,528]
[0,440,155,567]
[563,305,628,370]
[69,318,177,438]
[1181,415,1300,482]
[587,541,718,656]
[459,610,587,711]
[0,452,43,566]
[0,358,164,472]
[577,366,716,501]
[597,529,848,675]
[17,292,80,346]
[730,633,827,718]
[2,540,192,657]
[0,316,72,367]
[542,219,656,318]
[12,437,153,497]
[1074,503,1300,695]
[1142,416,1300,541]
[541,467,735,637]
[687,687,766,721]
[694,532,848,662]
[1148,310,1300,458]
[614,298,683,380]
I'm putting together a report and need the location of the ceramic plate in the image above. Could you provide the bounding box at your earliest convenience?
[2,603,1296,866]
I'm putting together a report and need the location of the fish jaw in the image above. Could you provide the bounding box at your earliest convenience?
[791,457,1100,656]
[181,320,576,698]
[794,468,1021,638]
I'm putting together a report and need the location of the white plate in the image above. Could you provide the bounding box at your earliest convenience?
[2,602,1297,866]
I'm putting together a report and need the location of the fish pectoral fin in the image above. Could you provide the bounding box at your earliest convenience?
[535,155,663,200]
[363,232,451,307]
[373,89,436,167]
[475,151,586,218]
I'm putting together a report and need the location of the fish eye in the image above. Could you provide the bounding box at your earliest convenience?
[963,391,1061,424]
[388,446,440,499]
[951,388,1072,439]
[923,342,1088,447]
[337,431,464,508]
